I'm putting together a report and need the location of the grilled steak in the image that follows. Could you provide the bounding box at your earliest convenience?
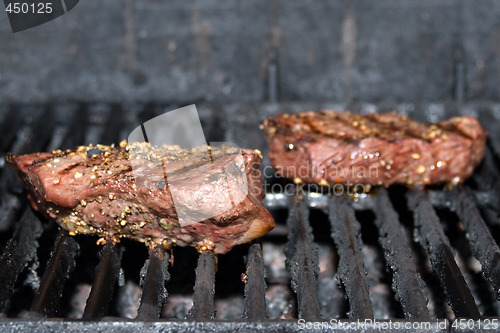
[261,111,487,187]
[7,142,275,254]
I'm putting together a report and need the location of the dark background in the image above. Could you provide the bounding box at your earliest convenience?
[1,0,500,105]
[1,1,500,325]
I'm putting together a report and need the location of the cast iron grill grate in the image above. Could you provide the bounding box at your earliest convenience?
[0,103,499,332]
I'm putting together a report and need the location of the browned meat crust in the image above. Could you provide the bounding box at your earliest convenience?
[7,142,275,254]
[261,111,487,187]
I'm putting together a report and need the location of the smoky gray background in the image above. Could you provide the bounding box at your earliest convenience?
[1,0,500,104]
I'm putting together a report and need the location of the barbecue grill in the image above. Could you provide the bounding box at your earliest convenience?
[0,102,499,333]
[3,1,500,332]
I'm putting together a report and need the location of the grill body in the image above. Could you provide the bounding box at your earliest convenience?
[0,103,499,332]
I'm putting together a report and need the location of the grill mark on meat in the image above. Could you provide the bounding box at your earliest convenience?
[62,163,83,173]
[262,111,487,187]
[28,151,74,166]
[438,120,476,139]
[309,113,343,137]
[159,153,230,180]
[360,114,428,142]
[29,155,55,166]
[161,160,208,178]
[330,113,367,143]
[107,166,134,181]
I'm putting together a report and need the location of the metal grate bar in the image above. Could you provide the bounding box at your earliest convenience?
[0,208,43,312]
[136,245,170,320]
[30,230,80,317]
[82,243,122,319]
[12,108,55,156]
[4,107,85,316]
[264,192,376,211]
[329,195,373,319]
[407,189,480,318]
[479,112,500,159]
[243,243,267,320]
[0,108,55,232]
[0,318,452,332]
[188,252,216,320]
[473,147,500,190]
[471,148,500,228]
[46,106,87,151]
[373,188,430,320]
[453,187,500,300]
[0,189,22,234]
[99,105,126,145]
[80,106,125,320]
[285,196,321,320]
[84,105,111,145]
[0,106,23,154]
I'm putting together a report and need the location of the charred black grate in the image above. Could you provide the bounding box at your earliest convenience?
[0,103,499,332]
[407,189,479,318]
